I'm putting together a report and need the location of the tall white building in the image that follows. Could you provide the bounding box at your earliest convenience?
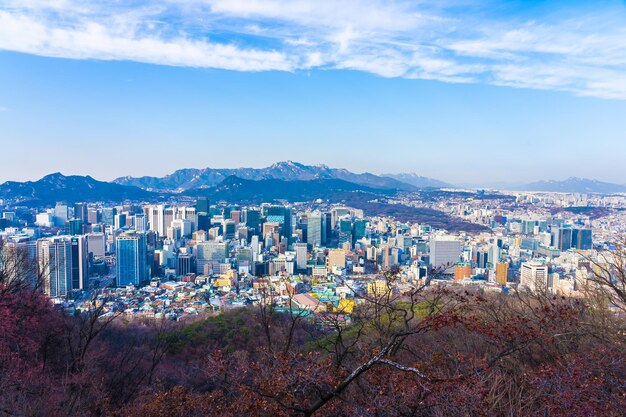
[177,207,197,232]
[164,207,176,237]
[54,203,69,227]
[429,237,461,271]
[520,262,549,292]
[148,205,165,237]
[87,233,106,258]
[295,243,308,270]
[35,212,54,227]
[38,237,72,297]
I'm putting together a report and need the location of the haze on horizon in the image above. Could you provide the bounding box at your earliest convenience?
[1,0,626,185]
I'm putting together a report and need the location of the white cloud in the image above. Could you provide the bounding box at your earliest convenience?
[200,0,426,32]
[0,10,293,71]
[1,0,626,99]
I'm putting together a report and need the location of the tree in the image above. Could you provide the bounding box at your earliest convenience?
[586,240,626,313]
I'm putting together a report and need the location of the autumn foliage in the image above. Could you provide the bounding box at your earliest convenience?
[0,256,625,416]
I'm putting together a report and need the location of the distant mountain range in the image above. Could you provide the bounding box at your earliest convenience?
[113,161,442,192]
[382,173,453,189]
[518,177,626,194]
[0,173,160,205]
[2,170,623,207]
[185,175,392,203]
[0,171,487,233]
[0,172,393,205]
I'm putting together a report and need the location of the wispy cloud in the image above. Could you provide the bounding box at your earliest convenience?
[1,0,626,99]
[0,10,293,71]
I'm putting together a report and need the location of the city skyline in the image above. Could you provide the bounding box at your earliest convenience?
[2,1,626,183]
[3,2,626,415]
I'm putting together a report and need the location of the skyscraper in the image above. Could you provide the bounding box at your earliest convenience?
[353,219,367,243]
[164,207,176,236]
[176,253,194,276]
[196,241,228,275]
[572,228,592,250]
[87,233,106,258]
[70,236,89,290]
[65,219,83,235]
[324,212,332,242]
[87,209,99,224]
[475,250,488,269]
[73,203,89,224]
[295,242,308,271]
[116,232,148,286]
[38,237,72,297]
[265,206,292,238]
[230,210,241,224]
[338,219,352,247]
[223,219,236,239]
[54,202,69,227]
[488,244,500,267]
[1,241,38,288]
[196,197,210,214]
[101,207,117,226]
[197,213,210,232]
[495,262,509,285]
[244,208,261,234]
[114,213,127,230]
[307,212,324,247]
[148,205,165,236]
[429,237,461,271]
[134,213,147,232]
[520,262,549,292]
[558,227,573,251]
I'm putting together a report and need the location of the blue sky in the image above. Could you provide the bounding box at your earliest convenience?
[1,0,626,185]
